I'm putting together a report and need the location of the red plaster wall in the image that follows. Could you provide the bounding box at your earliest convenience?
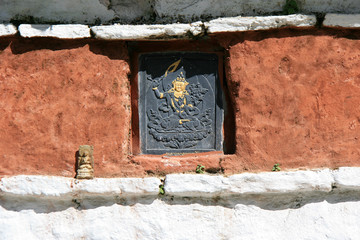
[0,39,137,177]
[0,29,359,177]
[218,28,360,173]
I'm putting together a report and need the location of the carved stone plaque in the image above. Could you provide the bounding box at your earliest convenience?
[139,53,223,154]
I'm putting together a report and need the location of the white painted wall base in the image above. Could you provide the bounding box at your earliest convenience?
[1,168,360,239]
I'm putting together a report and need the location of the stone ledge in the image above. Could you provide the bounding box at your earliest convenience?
[0,175,161,197]
[1,168,360,198]
[333,167,360,189]
[1,14,358,40]
[0,24,17,37]
[165,169,333,197]
[90,22,203,40]
[205,14,317,33]
[323,14,360,28]
[18,24,91,39]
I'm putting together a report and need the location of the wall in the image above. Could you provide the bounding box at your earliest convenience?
[0,39,135,177]
[220,28,360,173]
[1,26,360,177]
[1,0,359,24]
[1,168,360,240]
[0,2,360,239]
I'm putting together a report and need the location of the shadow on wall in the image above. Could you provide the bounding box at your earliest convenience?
[213,27,360,48]
[0,37,129,61]
[1,188,359,214]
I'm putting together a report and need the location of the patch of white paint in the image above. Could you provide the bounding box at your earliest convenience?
[205,14,316,33]
[91,22,203,40]
[1,168,360,239]
[0,175,161,197]
[18,24,91,39]
[1,197,360,239]
[165,169,333,196]
[0,23,17,36]
[161,159,182,167]
[333,167,360,189]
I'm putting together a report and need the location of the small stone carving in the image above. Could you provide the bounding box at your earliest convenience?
[76,145,94,179]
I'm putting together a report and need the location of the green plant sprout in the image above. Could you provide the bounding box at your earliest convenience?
[159,184,165,195]
[196,164,205,174]
[272,163,281,172]
[282,0,299,15]
[159,178,165,195]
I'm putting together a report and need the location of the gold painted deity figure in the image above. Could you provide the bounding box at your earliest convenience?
[141,54,221,152]
[152,71,201,130]
[146,59,212,149]
[76,145,94,179]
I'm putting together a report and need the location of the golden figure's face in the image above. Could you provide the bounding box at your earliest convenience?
[174,82,185,92]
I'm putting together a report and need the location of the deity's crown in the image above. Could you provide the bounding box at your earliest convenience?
[172,72,188,85]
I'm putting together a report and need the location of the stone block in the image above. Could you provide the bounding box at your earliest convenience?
[0,24,17,36]
[164,174,228,197]
[205,14,316,33]
[323,14,360,28]
[227,169,333,194]
[0,175,161,197]
[165,169,333,197]
[333,167,360,190]
[91,22,203,40]
[19,24,91,38]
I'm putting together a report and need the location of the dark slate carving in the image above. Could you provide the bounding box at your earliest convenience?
[139,53,223,154]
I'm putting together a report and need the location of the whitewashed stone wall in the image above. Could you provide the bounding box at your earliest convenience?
[0,0,359,24]
[1,167,360,240]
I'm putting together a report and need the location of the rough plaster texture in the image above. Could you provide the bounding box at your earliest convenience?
[0,38,136,177]
[19,24,91,39]
[300,0,360,14]
[0,23,17,36]
[218,28,360,173]
[1,28,360,177]
[1,168,360,240]
[323,14,360,28]
[1,0,360,24]
[206,14,316,33]
[1,199,360,240]
[0,0,115,24]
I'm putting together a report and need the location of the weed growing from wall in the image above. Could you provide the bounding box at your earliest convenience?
[196,164,205,174]
[272,163,281,172]
[282,0,299,15]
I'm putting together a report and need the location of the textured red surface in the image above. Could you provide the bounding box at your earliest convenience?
[1,28,360,177]
[217,28,360,173]
[0,38,137,177]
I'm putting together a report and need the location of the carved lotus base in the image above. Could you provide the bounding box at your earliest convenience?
[76,169,94,179]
